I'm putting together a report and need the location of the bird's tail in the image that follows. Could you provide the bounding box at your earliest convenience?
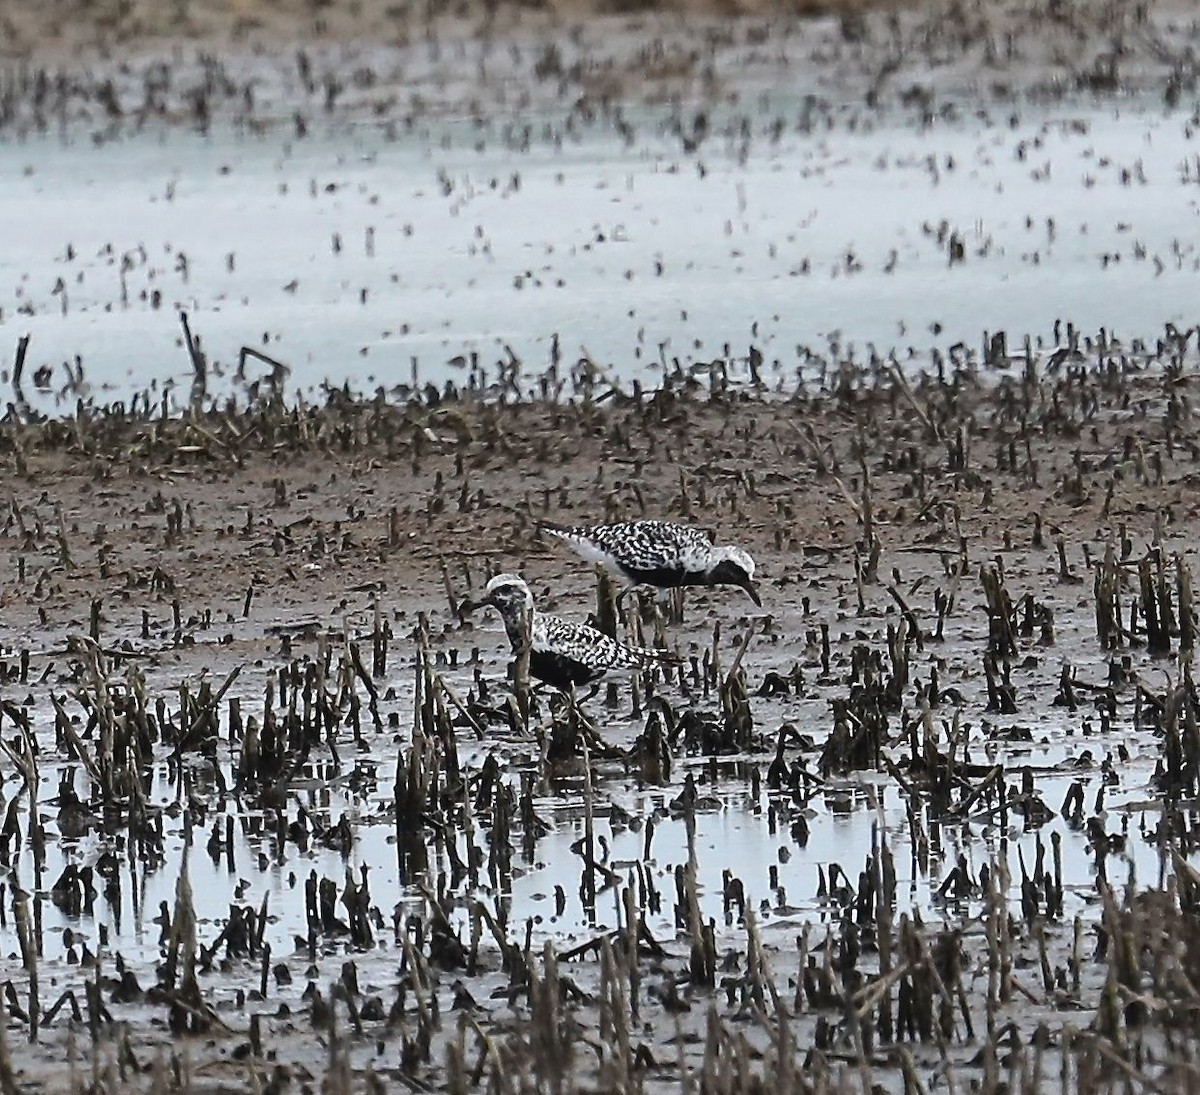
[633,644,683,668]
[538,520,602,561]
[536,517,578,538]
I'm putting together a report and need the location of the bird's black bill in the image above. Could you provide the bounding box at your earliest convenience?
[743,581,762,607]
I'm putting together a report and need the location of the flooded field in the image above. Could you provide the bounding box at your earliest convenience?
[4,0,1200,407]
[5,1,1200,1092]
[6,94,1200,407]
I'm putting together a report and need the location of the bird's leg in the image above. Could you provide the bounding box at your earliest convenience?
[565,682,581,752]
[544,692,574,762]
[562,692,617,759]
[614,583,638,610]
[667,587,685,626]
[619,592,648,650]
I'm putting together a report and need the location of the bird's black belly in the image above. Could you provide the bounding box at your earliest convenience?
[530,650,603,690]
[619,565,693,589]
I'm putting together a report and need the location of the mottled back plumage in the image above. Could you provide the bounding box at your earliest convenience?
[542,519,761,606]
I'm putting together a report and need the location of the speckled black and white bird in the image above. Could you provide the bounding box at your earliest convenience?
[463,573,676,691]
[541,519,761,607]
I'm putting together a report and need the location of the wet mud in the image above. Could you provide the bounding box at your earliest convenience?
[5,0,1200,1092]
[2,339,1200,1091]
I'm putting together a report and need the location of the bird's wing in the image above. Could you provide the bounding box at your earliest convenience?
[542,524,622,570]
[539,614,665,670]
[562,521,711,573]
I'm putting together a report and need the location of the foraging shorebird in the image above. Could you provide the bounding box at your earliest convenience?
[463,573,676,691]
[541,519,761,607]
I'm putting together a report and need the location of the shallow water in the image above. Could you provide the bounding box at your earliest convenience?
[7,661,1170,981]
[3,93,1199,410]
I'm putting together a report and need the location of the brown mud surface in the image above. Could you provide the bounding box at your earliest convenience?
[0,0,935,57]
[3,352,1200,1092]
[1,0,1197,128]
[2,359,1192,649]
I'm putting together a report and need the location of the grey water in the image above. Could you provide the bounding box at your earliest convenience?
[3,93,1199,412]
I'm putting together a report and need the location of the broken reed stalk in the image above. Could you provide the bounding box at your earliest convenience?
[873,822,894,1043]
[12,888,37,1044]
[73,638,123,802]
[1093,540,1122,649]
[162,856,209,1034]
[396,634,441,881]
[371,600,388,678]
[581,733,597,915]
[1178,552,1196,656]
[179,310,207,404]
[1138,551,1171,656]
[436,674,487,742]
[832,470,879,582]
[598,938,632,1089]
[11,334,32,423]
[0,995,18,1095]
[515,599,532,734]
[980,565,1016,656]
[621,883,640,1022]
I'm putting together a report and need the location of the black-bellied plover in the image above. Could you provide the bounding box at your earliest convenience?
[541,519,761,606]
[464,573,676,690]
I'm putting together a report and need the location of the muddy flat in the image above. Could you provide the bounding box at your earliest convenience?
[4,2,1200,1093]
[1,356,1198,1091]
